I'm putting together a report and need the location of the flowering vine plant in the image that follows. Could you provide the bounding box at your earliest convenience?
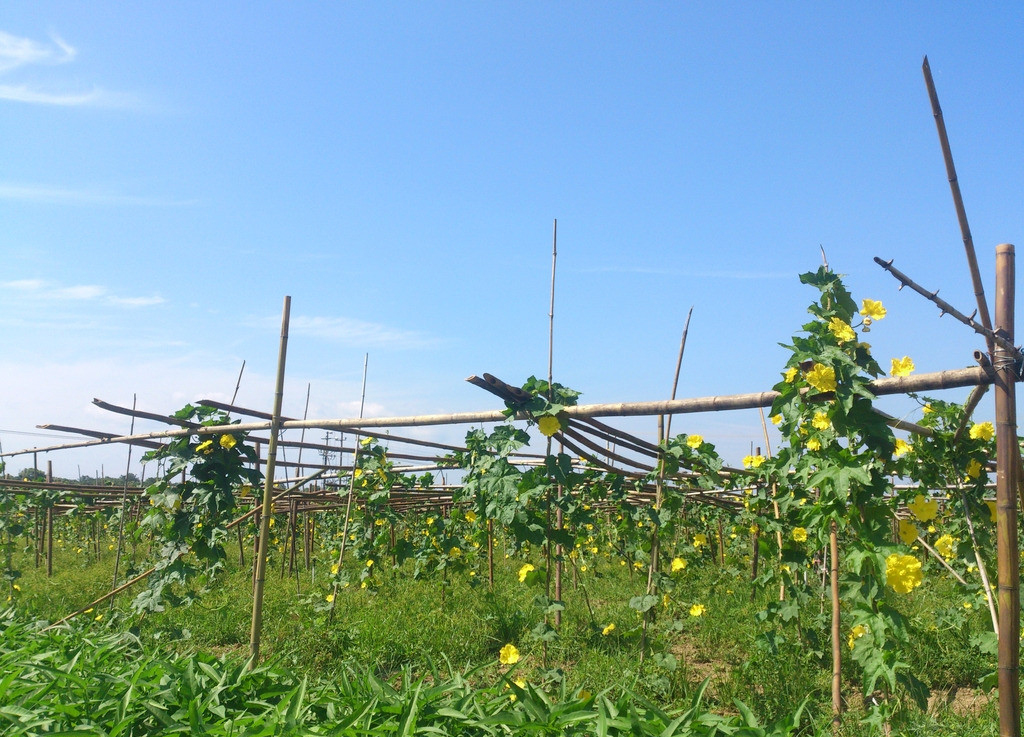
[133,404,262,612]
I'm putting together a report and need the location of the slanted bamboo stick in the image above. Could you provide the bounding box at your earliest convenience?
[249,296,291,666]
[875,257,1018,358]
[922,55,995,355]
[110,394,138,604]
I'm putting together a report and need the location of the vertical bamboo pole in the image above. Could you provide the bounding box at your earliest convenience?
[46,462,53,577]
[994,244,1019,737]
[830,521,842,726]
[34,506,41,568]
[248,296,291,666]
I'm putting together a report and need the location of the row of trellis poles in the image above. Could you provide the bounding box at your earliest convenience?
[0,250,1018,732]
[3,274,1018,720]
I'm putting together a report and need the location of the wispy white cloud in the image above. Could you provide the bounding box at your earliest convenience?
[1,278,165,307]
[0,30,135,108]
[0,183,198,206]
[0,30,75,72]
[255,314,439,350]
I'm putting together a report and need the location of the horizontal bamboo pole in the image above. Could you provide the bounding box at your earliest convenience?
[5,364,997,458]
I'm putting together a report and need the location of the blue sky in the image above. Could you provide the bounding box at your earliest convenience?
[1,3,1021,479]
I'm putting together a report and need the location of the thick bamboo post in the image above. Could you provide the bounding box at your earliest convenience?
[994,244,1019,737]
[249,296,291,666]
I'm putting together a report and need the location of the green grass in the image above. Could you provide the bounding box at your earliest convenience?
[4,536,1006,735]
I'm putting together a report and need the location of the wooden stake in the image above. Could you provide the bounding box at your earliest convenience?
[993,244,1019,737]
[248,296,291,666]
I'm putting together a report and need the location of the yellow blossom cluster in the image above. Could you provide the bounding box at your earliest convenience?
[886,553,923,594]
[969,422,995,442]
[897,519,918,545]
[828,317,856,343]
[907,494,938,522]
[499,643,520,665]
[805,363,837,393]
[537,415,561,437]
[890,356,915,377]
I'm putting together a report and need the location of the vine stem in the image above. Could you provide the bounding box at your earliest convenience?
[328,353,369,624]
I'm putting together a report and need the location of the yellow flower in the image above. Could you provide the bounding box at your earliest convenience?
[12,584,21,592]
[195,439,214,454]
[219,434,237,450]
[860,299,886,321]
[907,494,938,522]
[326,593,335,603]
[771,414,783,425]
[671,557,687,572]
[693,533,707,548]
[518,563,535,583]
[602,623,616,636]
[848,624,868,649]
[689,603,706,617]
[360,436,375,446]
[330,563,339,575]
[784,367,799,383]
[366,559,374,568]
[966,459,984,479]
[742,454,766,469]
[890,356,915,377]
[969,422,995,442]
[499,643,520,665]
[828,317,856,343]
[449,547,461,557]
[898,519,919,545]
[94,614,103,622]
[792,527,808,543]
[464,510,477,523]
[806,438,822,452]
[894,439,912,458]
[805,363,837,393]
[964,601,973,610]
[537,415,561,437]
[686,434,703,449]
[886,553,923,594]
[811,412,831,431]
[922,403,933,414]
[935,534,955,559]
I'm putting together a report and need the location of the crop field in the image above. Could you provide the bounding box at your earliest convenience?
[0,266,1018,736]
